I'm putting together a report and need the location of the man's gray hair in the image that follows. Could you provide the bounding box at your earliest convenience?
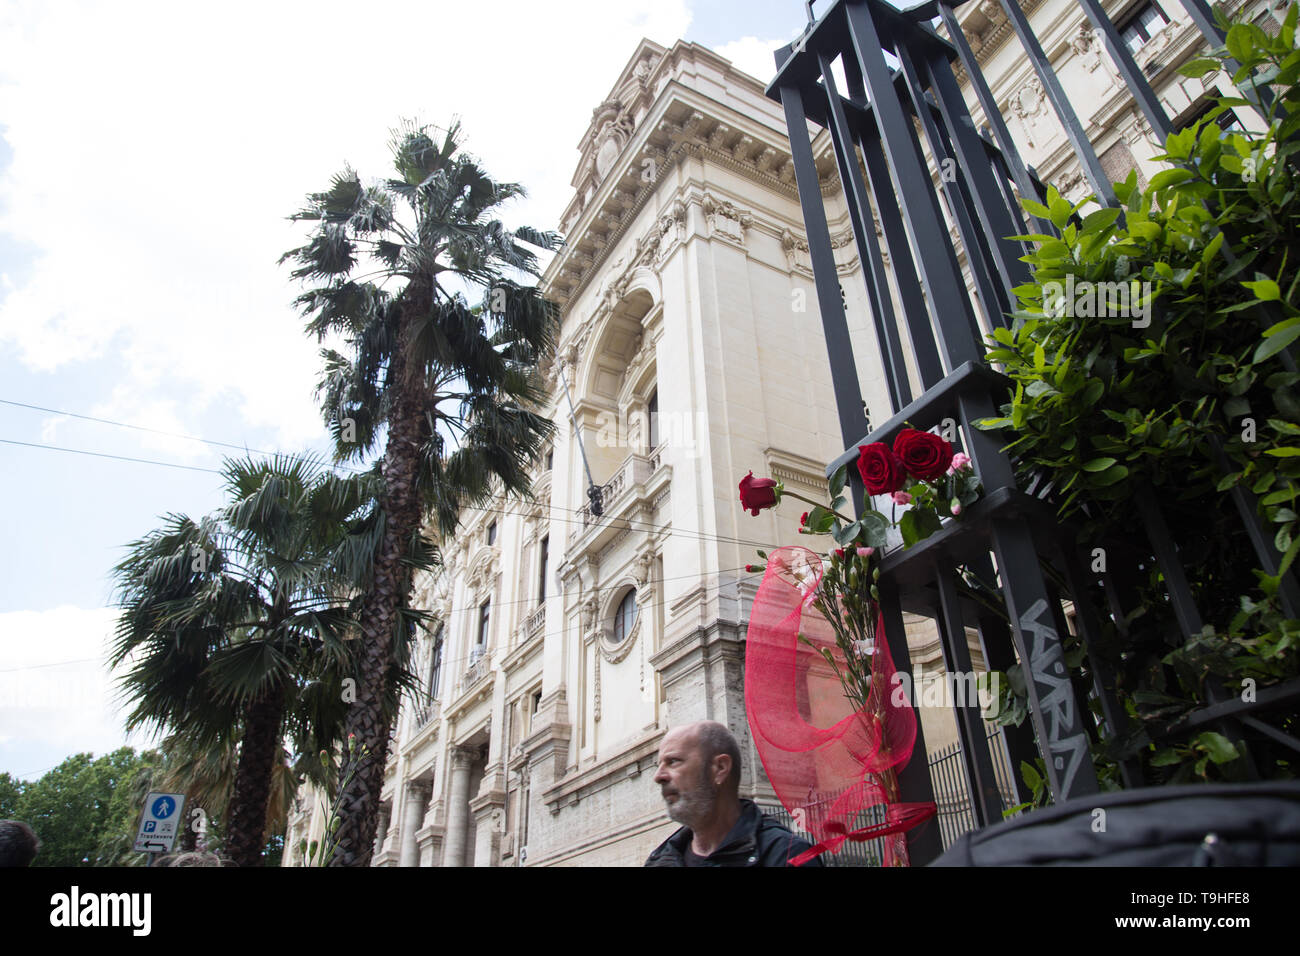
[696,721,742,792]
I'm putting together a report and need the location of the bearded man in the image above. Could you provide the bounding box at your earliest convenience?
[645,720,822,867]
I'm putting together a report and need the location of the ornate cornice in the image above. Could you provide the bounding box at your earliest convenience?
[545,93,836,311]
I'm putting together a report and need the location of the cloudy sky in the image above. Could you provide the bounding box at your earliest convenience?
[0,0,814,780]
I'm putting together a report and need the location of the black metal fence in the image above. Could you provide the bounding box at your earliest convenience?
[767,0,1300,864]
[762,723,1018,864]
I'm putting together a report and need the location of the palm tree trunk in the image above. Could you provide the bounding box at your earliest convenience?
[328,295,429,867]
[225,681,287,866]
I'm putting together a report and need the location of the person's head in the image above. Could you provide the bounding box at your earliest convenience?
[653,721,742,826]
[0,820,40,867]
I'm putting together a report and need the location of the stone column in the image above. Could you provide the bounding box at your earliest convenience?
[442,747,476,867]
[373,803,392,860]
[398,781,430,867]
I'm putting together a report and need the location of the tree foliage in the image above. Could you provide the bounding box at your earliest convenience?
[282,120,560,865]
[979,4,1300,785]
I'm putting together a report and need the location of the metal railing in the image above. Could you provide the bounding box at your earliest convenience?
[768,0,1299,864]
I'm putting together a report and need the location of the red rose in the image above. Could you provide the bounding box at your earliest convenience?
[894,428,954,481]
[739,472,780,516]
[856,443,906,496]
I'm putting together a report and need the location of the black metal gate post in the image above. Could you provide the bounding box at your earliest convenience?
[933,562,1007,825]
[935,1,1054,236]
[995,0,1119,208]
[858,131,947,389]
[1177,0,1276,116]
[817,50,912,414]
[878,576,944,863]
[777,78,868,497]
[769,0,1104,816]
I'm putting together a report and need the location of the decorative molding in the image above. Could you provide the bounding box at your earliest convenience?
[764,446,832,493]
[701,190,753,247]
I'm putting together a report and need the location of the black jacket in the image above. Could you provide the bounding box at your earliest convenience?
[644,799,824,867]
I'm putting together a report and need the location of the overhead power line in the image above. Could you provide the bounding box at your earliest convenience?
[5,434,793,555]
[0,397,368,475]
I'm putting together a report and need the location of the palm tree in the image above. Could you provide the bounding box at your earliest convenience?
[281,120,559,865]
[110,455,404,866]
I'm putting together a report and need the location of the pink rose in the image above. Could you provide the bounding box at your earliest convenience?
[892,491,912,506]
[949,453,971,474]
[952,502,963,516]
[856,547,874,558]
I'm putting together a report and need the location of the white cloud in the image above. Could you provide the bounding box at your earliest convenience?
[0,606,152,776]
[713,34,797,85]
[0,0,692,450]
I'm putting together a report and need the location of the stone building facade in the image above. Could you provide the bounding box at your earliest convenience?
[284,0,1291,867]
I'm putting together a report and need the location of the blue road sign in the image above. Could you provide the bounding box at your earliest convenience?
[151,796,175,819]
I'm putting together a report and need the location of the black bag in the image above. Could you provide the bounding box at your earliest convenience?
[930,781,1300,866]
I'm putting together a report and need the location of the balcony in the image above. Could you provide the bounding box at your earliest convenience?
[412,699,440,731]
[524,604,546,637]
[461,648,492,693]
[568,450,670,551]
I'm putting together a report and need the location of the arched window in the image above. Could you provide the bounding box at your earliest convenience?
[613,589,637,643]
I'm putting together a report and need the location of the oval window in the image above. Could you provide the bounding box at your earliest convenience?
[613,589,637,643]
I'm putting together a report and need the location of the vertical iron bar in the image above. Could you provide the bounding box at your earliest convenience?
[1077,0,1174,139]
[1133,483,1259,778]
[857,128,947,387]
[1057,536,1144,788]
[996,0,1119,208]
[956,380,1100,800]
[1207,434,1300,619]
[1176,0,1276,117]
[891,30,1010,334]
[777,76,869,455]
[937,1,1054,235]
[1043,578,1102,749]
[988,137,1035,239]
[844,0,984,370]
[818,51,912,413]
[922,37,1035,296]
[878,577,943,864]
[934,564,1006,826]
[964,552,1037,805]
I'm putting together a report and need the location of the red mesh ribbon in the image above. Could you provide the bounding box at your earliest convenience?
[745,546,937,865]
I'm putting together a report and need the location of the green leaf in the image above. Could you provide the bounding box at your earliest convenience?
[1279,534,1300,577]
[1178,57,1220,79]
[829,463,848,499]
[1020,199,1053,221]
[1149,168,1195,191]
[1225,24,1252,62]
[858,511,891,549]
[805,505,836,534]
[1081,208,1121,235]
[1092,464,1130,487]
[1243,278,1281,301]
[1194,732,1241,765]
[1223,396,1251,419]
[832,519,861,546]
[1048,191,1074,230]
[1264,447,1300,457]
[1081,457,1116,473]
[1150,749,1182,767]
[1254,323,1300,363]
[1019,760,1043,790]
